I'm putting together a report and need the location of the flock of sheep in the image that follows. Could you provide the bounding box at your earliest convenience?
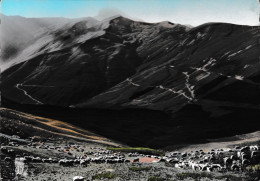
[164,145,260,172]
[1,136,260,181]
[2,142,259,172]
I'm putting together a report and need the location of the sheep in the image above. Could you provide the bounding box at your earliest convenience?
[230,155,239,161]
[200,164,210,171]
[235,146,241,150]
[124,159,130,163]
[73,176,85,181]
[7,149,15,156]
[159,158,166,162]
[92,157,105,164]
[231,164,240,171]
[16,157,28,163]
[207,167,213,172]
[59,159,74,167]
[133,158,139,162]
[181,161,190,168]
[181,152,187,158]
[250,152,260,164]
[24,156,33,162]
[66,160,75,166]
[198,160,204,164]
[168,158,179,164]
[209,156,217,162]
[237,151,243,158]
[202,158,208,163]
[223,157,233,168]
[116,158,125,163]
[189,161,200,171]
[242,159,250,167]
[240,146,250,153]
[250,145,259,151]
[32,157,42,163]
[241,152,250,161]
[174,163,183,169]
[52,159,59,163]
[251,150,260,161]
[80,159,89,166]
[42,158,53,163]
[4,157,12,162]
[74,159,81,164]
[106,159,115,164]
[210,164,223,172]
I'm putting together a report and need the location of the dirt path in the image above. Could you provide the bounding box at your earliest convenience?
[0,107,122,147]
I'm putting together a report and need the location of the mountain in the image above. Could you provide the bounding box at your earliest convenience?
[0,14,99,70]
[1,16,190,107]
[1,15,260,148]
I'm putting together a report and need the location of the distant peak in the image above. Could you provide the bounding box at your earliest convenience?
[106,15,131,22]
[157,21,175,28]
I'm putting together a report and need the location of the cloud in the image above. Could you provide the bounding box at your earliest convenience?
[94,8,143,22]
[94,8,125,20]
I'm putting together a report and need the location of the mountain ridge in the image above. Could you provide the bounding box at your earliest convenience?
[1,15,260,147]
[2,16,260,115]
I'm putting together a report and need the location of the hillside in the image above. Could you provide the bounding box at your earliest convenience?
[1,16,260,148]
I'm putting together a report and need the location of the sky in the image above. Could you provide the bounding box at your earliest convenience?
[1,0,259,26]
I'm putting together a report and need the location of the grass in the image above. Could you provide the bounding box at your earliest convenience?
[246,164,260,171]
[246,164,260,180]
[129,166,152,172]
[92,172,118,180]
[148,176,166,181]
[176,172,243,181]
[176,172,213,180]
[107,147,164,156]
[215,175,241,181]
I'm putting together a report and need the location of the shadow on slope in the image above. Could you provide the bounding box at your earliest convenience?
[2,97,260,149]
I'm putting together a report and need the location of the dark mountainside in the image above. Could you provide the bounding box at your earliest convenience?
[1,16,260,149]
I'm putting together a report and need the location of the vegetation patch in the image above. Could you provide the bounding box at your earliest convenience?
[107,147,164,156]
[92,172,118,180]
[246,165,260,181]
[215,175,242,181]
[129,166,151,172]
[176,172,213,180]
[246,164,260,171]
[148,176,166,181]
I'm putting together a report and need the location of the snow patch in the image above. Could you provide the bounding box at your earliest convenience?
[234,75,244,80]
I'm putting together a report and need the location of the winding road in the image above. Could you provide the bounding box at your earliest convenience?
[126,78,193,101]
[15,83,43,105]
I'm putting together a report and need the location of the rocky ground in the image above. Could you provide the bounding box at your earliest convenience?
[1,108,260,181]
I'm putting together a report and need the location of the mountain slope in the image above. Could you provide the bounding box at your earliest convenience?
[1,16,260,148]
[2,17,260,114]
[1,16,190,107]
[80,22,260,115]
